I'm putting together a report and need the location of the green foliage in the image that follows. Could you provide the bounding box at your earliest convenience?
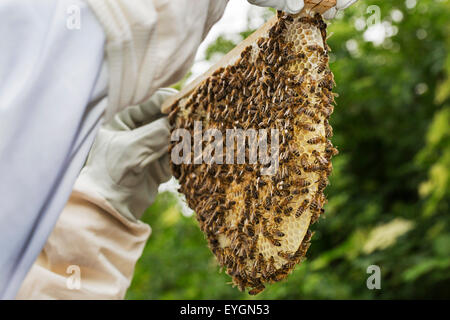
[127,0,450,299]
[205,36,237,60]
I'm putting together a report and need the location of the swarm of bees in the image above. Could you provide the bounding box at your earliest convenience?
[168,12,338,295]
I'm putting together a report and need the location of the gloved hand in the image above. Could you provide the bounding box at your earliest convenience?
[76,88,177,221]
[323,0,358,19]
[247,0,358,18]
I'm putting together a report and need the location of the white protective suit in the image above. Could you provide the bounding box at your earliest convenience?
[0,0,107,299]
[1,0,228,299]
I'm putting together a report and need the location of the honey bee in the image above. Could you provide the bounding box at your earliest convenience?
[292,165,302,176]
[283,207,293,216]
[226,200,236,209]
[257,38,266,48]
[294,178,311,188]
[249,284,265,296]
[319,79,333,91]
[294,74,305,86]
[295,199,309,218]
[325,145,339,156]
[285,15,294,22]
[270,238,281,247]
[279,195,293,206]
[290,146,301,157]
[280,151,290,162]
[297,88,309,99]
[275,206,283,214]
[309,198,320,211]
[272,272,288,282]
[274,230,285,237]
[274,216,283,224]
[278,251,297,262]
[325,121,333,138]
[307,44,322,52]
[168,105,179,124]
[280,166,289,179]
[246,226,255,237]
[312,150,329,166]
[317,62,327,74]
[300,122,316,132]
[285,132,293,140]
[258,179,267,187]
[307,136,326,145]
[301,108,316,118]
[319,106,333,118]
[317,177,328,192]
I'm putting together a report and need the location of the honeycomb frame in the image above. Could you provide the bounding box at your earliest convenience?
[167,9,338,295]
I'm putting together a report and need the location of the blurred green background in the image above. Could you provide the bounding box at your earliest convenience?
[126,0,450,299]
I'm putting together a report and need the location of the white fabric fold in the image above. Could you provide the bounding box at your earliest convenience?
[85,0,229,120]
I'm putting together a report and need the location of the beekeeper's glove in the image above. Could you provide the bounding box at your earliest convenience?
[76,88,177,221]
[247,0,358,18]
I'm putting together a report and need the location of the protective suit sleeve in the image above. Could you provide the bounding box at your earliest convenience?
[15,186,150,300]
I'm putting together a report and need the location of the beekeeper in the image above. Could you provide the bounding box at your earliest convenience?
[0,0,357,299]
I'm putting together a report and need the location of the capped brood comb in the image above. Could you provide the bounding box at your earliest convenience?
[165,0,338,295]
